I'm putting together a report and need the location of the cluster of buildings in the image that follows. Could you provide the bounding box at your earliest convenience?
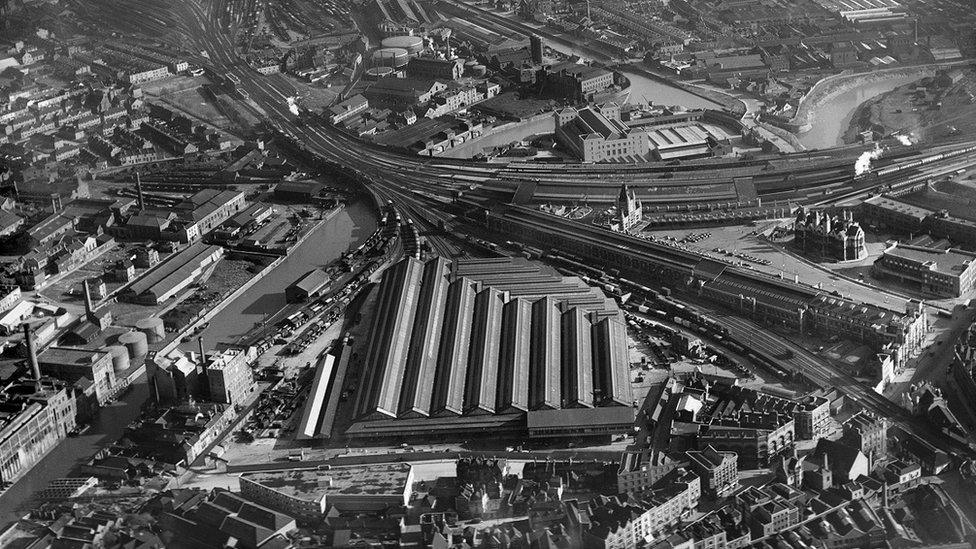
[482,200,929,374]
[554,103,733,163]
[0,32,240,175]
[323,44,503,146]
[792,200,976,298]
[149,343,257,410]
[641,376,831,469]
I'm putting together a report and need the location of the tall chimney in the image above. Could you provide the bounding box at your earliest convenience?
[136,172,145,212]
[23,324,41,381]
[197,336,207,372]
[83,279,94,320]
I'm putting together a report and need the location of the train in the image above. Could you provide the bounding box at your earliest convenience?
[869,143,976,178]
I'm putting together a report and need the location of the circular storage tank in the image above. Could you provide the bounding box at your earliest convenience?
[119,331,149,359]
[364,66,394,80]
[471,64,487,77]
[380,35,424,54]
[136,316,166,344]
[371,47,409,69]
[106,345,130,374]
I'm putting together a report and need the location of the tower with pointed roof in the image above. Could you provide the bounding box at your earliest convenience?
[617,184,642,232]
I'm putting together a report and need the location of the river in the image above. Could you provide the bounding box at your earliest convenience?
[798,73,924,150]
[623,69,722,110]
[182,199,377,352]
[540,39,722,110]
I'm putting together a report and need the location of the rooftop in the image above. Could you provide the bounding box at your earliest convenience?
[881,243,976,276]
[863,196,931,220]
[38,347,109,367]
[241,464,412,500]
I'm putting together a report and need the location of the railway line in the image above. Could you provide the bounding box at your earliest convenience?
[97,0,976,460]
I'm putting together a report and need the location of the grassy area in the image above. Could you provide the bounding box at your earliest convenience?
[163,88,231,129]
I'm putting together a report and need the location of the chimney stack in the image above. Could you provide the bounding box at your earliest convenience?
[136,172,145,212]
[197,336,207,371]
[23,324,41,381]
[83,279,94,320]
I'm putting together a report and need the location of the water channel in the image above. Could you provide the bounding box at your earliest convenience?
[182,198,377,352]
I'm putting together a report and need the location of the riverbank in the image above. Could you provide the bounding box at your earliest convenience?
[475,5,742,113]
[844,67,976,145]
[622,63,746,116]
[789,64,940,135]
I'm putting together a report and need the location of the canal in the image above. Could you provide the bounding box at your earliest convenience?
[798,73,924,150]
[183,198,378,352]
[0,199,378,525]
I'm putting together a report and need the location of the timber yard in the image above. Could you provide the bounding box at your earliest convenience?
[1,0,976,547]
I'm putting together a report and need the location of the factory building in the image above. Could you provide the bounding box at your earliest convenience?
[873,243,976,297]
[174,189,248,241]
[364,78,447,110]
[542,62,615,101]
[0,376,76,483]
[285,269,332,303]
[123,242,224,305]
[0,327,78,483]
[149,344,256,407]
[202,346,256,406]
[38,347,116,407]
[406,57,464,81]
[349,257,633,439]
[554,104,649,163]
[646,126,713,161]
[859,196,976,249]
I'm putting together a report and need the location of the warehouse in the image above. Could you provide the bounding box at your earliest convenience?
[349,257,634,440]
[175,189,247,240]
[123,242,224,305]
[285,269,332,302]
[647,126,712,161]
[274,180,327,202]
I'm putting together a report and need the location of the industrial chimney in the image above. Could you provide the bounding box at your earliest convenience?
[83,278,95,321]
[136,171,145,212]
[197,336,207,372]
[23,324,41,381]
